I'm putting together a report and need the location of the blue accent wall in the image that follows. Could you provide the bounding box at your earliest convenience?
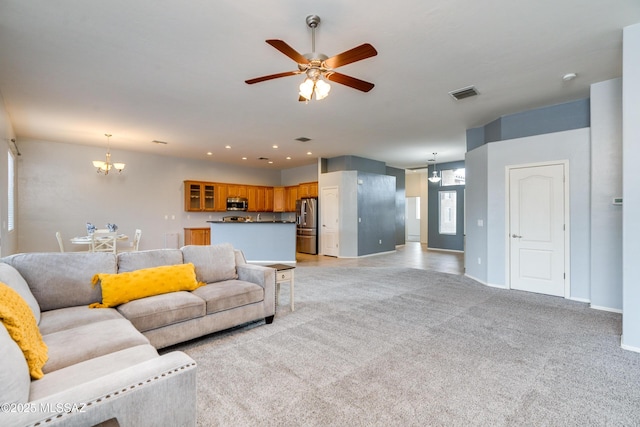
[427,160,466,251]
[467,99,590,151]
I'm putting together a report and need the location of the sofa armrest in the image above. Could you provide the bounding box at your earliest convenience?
[236,264,275,317]
[0,351,197,427]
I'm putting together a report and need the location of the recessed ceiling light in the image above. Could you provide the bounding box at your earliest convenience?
[225,145,231,149]
[562,73,577,81]
[268,161,273,164]
[272,145,278,149]
[206,152,213,156]
[307,152,312,155]
[242,157,247,160]
[286,156,292,160]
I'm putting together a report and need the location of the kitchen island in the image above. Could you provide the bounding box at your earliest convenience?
[208,221,296,264]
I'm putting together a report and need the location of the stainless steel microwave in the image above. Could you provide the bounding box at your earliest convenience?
[226,197,248,211]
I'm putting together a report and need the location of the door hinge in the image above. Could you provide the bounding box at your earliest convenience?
[564,273,566,279]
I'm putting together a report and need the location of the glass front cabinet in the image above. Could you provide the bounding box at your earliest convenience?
[184,181,216,212]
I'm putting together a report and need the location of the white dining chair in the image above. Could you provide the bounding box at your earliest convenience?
[118,229,142,253]
[91,231,118,253]
[55,231,65,252]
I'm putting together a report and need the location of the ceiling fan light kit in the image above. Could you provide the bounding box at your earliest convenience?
[245,15,377,101]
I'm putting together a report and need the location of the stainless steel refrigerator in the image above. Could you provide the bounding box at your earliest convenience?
[296,197,318,254]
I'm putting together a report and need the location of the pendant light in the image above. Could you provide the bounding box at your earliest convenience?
[92,134,125,175]
[428,152,441,183]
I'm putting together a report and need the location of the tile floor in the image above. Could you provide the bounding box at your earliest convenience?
[295,242,464,275]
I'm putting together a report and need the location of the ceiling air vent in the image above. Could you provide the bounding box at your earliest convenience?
[449,85,479,101]
[295,137,312,142]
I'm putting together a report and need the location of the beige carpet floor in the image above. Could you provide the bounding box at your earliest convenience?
[167,267,640,426]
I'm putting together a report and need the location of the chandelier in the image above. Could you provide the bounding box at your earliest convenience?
[92,134,125,175]
[428,152,441,183]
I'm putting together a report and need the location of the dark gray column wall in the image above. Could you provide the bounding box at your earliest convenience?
[323,156,406,254]
[357,172,397,256]
[386,166,406,246]
[427,160,466,251]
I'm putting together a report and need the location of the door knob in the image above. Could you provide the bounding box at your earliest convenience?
[511,234,522,238]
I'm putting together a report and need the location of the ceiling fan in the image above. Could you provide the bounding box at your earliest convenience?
[245,15,378,101]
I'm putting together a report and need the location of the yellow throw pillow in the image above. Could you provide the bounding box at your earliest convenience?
[0,282,48,380]
[90,263,204,308]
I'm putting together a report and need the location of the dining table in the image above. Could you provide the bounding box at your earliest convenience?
[70,234,129,251]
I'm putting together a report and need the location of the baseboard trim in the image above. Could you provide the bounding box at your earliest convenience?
[621,339,640,354]
[464,274,508,290]
[590,305,622,314]
[568,296,590,304]
[427,247,464,253]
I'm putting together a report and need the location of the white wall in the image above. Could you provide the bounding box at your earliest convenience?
[318,170,358,257]
[0,91,17,257]
[281,163,318,186]
[622,23,640,351]
[15,138,284,253]
[464,145,488,283]
[484,128,591,300]
[590,78,623,311]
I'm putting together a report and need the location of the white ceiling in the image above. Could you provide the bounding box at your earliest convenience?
[1,1,639,170]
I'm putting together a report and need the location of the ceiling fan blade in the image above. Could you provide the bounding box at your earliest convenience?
[323,43,377,69]
[265,40,310,64]
[325,72,375,92]
[245,71,300,85]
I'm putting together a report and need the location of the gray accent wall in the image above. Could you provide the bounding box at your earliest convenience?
[467,99,591,149]
[357,172,396,256]
[386,166,406,246]
[427,160,465,251]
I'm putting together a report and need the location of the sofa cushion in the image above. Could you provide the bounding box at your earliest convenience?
[91,263,203,308]
[42,318,149,374]
[117,291,206,332]
[30,344,159,401]
[192,279,264,314]
[0,282,48,379]
[39,306,123,335]
[117,249,184,273]
[0,252,116,311]
[0,323,30,404]
[182,243,238,284]
[0,262,41,324]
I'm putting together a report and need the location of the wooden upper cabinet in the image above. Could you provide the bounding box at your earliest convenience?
[184,181,215,212]
[298,181,318,198]
[273,187,286,212]
[214,183,228,211]
[285,185,298,212]
[227,184,247,198]
[246,186,257,212]
[265,187,274,212]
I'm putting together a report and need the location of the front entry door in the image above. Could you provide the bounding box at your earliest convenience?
[509,163,567,297]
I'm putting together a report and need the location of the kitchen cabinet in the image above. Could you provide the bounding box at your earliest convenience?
[184,227,210,245]
[285,186,298,212]
[184,181,215,212]
[265,187,274,212]
[273,187,286,212]
[227,184,247,198]
[214,183,228,211]
[247,186,266,212]
[298,181,318,198]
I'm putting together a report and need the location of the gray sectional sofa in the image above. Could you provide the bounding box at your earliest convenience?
[0,243,276,427]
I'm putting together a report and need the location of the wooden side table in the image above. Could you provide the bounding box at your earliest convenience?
[267,264,295,311]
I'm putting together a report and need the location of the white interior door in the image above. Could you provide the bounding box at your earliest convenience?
[321,186,339,257]
[509,163,567,297]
